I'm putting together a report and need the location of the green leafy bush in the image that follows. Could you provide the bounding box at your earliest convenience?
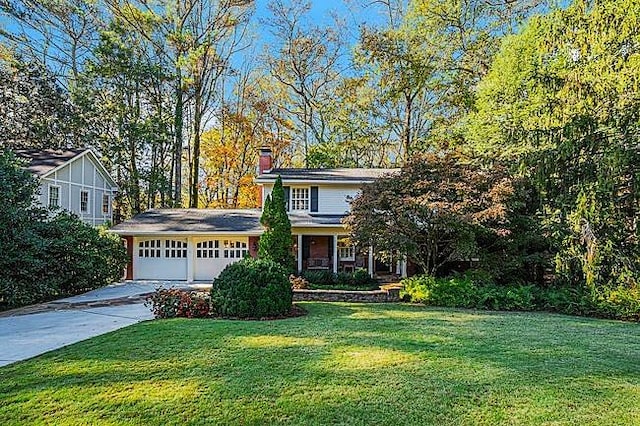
[211,258,292,318]
[302,270,336,286]
[401,273,537,311]
[401,271,640,320]
[146,288,211,319]
[303,269,378,289]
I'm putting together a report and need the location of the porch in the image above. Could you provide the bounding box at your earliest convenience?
[293,234,407,278]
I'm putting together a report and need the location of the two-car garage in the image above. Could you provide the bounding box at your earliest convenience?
[112,209,264,282]
[133,236,251,281]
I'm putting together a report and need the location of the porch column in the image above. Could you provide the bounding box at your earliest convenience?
[332,234,338,273]
[368,245,374,277]
[297,234,303,273]
[187,236,195,283]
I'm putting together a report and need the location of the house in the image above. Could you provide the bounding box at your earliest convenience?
[111,147,402,281]
[16,149,118,226]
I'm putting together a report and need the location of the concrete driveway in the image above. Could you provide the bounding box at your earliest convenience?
[0,281,211,367]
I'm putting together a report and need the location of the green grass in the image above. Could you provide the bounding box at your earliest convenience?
[1,303,640,425]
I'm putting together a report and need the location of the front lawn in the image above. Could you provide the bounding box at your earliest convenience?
[1,303,639,425]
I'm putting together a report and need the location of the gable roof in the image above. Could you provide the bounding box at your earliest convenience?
[15,148,87,176]
[256,168,399,184]
[15,148,118,189]
[110,209,348,235]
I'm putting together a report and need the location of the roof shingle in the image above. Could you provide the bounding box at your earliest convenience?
[257,168,398,182]
[110,209,347,234]
[15,148,87,176]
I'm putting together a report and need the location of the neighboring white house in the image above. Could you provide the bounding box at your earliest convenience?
[111,147,402,282]
[16,149,118,226]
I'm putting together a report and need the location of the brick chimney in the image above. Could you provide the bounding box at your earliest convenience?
[257,146,273,207]
[258,146,273,175]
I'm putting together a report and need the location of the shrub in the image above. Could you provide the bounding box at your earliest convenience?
[289,275,309,289]
[145,288,211,319]
[37,213,128,296]
[401,273,537,311]
[302,270,335,286]
[211,258,292,318]
[401,275,434,303]
[303,269,379,289]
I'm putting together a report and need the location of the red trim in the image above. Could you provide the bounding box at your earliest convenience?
[123,236,133,280]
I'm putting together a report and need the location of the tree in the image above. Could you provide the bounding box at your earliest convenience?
[0,0,103,87]
[0,57,87,149]
[264,0,345,165]
[258,175,294,272]
[81,18,174,216]
[468,0,640,292]
[346,151,517,275]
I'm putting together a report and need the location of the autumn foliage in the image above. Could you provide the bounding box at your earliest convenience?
[346,151,519,275]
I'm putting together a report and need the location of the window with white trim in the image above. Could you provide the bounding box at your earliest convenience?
[290,187,309,211]
[196,240,220,258]
[80,190,89,213]
[48,185,60,209]
[337,238,355,261]
[138,240,161,258]
[102,194,110,214]
[165,240,187,258]
[222,240,248,259]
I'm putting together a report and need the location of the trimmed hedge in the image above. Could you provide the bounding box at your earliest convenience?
[211,258,292,318]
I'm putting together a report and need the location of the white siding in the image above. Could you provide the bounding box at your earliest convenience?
[261,182,360,215]
[37,153,116,226]
[317,185,360,214]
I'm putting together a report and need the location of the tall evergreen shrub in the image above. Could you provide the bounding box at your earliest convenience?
[258,175,295,272]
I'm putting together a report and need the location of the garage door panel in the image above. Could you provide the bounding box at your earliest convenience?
[194,239,249,281]
[134,238,188,280]
[135,258,187,280]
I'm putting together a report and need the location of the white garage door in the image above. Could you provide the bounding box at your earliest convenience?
[194,239,249,281]
[134,238,188,280]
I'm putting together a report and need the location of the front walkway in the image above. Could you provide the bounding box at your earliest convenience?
[0,281,206,367]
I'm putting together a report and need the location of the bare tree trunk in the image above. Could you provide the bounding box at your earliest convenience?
[190,85,203,208]
[173,68,183,207]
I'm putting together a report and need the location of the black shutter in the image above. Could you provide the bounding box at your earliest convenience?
[310,186,318,212]
[283,186,290,211]
[302,236,310,259]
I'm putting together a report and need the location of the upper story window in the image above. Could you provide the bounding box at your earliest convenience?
[290,187,309,211]
[80,190,89,213]
[102,194,110,215]
[48,185,60,209]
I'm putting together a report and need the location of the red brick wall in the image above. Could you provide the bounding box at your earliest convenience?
[309,236,330,258]
[123,236,133,280]
[249,236,260,258]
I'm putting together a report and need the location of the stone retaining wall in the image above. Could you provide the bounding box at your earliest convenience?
[293,287,401,303]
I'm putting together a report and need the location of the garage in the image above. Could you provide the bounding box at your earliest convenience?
[112,209,264,281]
[134,238,188,280]
[194,238,249,281]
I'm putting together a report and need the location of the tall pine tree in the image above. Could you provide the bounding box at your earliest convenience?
[258,176,295,272]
